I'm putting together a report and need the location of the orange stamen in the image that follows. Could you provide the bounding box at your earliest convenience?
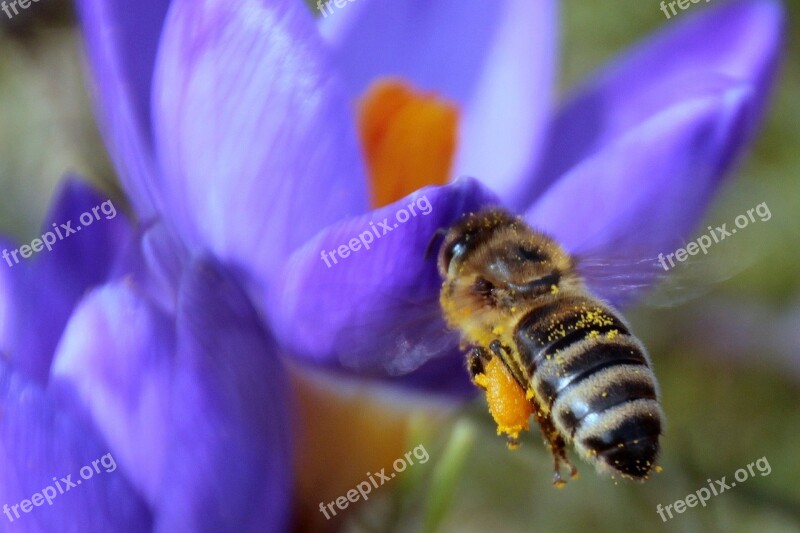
[357,78,459,208]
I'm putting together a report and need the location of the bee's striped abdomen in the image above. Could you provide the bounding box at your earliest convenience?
[514,295,663,479]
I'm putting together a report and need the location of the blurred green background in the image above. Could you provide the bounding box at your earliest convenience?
[0,1,798,532]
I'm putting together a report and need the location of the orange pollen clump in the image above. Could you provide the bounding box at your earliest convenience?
[357,78,460,208]
[473,357,533,440]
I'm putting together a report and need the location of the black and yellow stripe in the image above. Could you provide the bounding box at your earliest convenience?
[514,294,662,478]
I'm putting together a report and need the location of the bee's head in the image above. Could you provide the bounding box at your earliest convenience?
[437,209,575,300]
[436,209,518,277]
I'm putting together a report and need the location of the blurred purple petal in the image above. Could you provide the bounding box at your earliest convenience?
[527,0,783,207]
[0,360,152,532]
[526,84,755,303]
[37,178,132,296]
[269,178,498,395]
[76,0,170,218]
[1,178,132,384]
[0,248,12,351]
[50,282,175,504]
[452,0,558,204]
[322,0,557,202]
[322,0,501,99]
[138,222,191,314]
[387,351,479,398]
[322,0,522,104]
[156,258,292,532]
[152,0,368,288]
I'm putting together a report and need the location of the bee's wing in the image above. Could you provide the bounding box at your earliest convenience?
[335,291,461,377]
[576,253,665,307]
[575,243,755,309]
[295,277,461,377]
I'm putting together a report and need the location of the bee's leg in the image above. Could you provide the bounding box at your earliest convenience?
[485,340,529,450]
[487,340,577,484]
[489,340,526,386]
[488,339,507,358]
[530,400,578,487]
[466,346,491,389]
[488,340,514,373]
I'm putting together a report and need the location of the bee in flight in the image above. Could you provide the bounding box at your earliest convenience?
[435,208,664,486]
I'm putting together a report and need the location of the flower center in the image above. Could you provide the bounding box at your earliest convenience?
[357,78,459,208]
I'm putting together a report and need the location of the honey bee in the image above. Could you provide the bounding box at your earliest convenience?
[436,208,664,486]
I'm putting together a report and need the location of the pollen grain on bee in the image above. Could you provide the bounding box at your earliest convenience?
[319,194,433,269]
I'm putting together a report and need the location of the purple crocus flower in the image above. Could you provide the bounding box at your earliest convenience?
[0,180,291,531]
[76,0,782,396]
[9,0,773,528]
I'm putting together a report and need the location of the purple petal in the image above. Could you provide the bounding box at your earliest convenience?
[50,282,176,505]
[156,258,291,531]
[526,85,756,304]
[51,258,292,529]
[138,222,191,314]
[386,351,479,398]
[102,221,192,316]
[269,178,498,396]
[152,0,368,288]
[451,0,558,204]
[1,178,133,384]
[322,0,558,203]
[527,0,783,208]
[321,0,502,99]
[37,178,133,295]
[76,0,170,218]
[0,360,152,532]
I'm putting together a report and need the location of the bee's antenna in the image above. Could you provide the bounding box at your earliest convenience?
[425,227,448,261]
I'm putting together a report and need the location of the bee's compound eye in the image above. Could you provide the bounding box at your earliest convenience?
[444,239,468,269]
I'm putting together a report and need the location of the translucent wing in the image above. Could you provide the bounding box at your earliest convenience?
[334,285,461,377]
[576,253,666,308]
[575,238,758,310]
[291,274,461,378]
